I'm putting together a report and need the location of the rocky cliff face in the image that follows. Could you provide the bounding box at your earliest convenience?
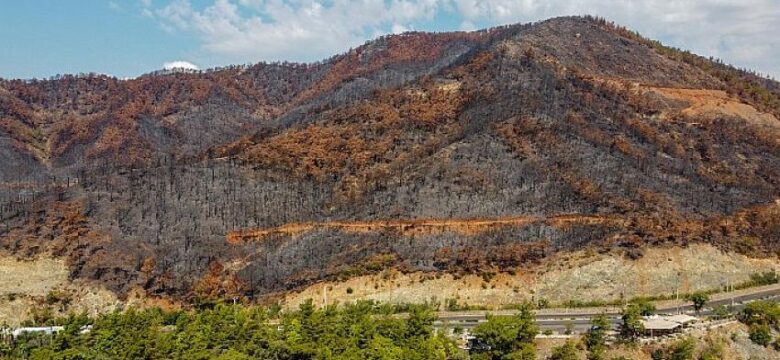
[1,16,779,303]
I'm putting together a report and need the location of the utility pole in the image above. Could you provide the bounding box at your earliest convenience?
[729,278,734,307]
[676,287,680,314]
[676,271,681,315]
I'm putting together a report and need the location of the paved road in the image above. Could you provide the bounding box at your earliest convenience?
[433,285,780,333]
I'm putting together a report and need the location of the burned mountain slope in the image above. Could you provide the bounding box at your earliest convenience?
[0,29,495,177]
[1,16,779,303]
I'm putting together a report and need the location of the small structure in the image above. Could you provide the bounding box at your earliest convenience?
[665,314,698,327]
[641,317,681,337]
[79,325,93,334]
[11,326,64,338]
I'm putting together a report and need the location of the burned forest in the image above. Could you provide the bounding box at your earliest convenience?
[1,16,779,303]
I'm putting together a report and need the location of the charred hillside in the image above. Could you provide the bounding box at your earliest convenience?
[1,16,779,302]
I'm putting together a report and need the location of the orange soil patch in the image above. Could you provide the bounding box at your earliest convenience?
[585,76,779,128]
[435,80,461,92]
[226,223,316,244]
[226,214,616,244]
[646,87,780,127]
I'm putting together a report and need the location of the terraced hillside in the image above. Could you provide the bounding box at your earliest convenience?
[1,16,778,306]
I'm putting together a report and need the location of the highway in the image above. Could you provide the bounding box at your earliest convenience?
[433,284,780,333]
[5,284,779,338]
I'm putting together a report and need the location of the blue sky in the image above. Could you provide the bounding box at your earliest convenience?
[1,1,193,78]
[2,0,778,80]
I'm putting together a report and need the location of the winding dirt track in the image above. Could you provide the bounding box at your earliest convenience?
[226,214,617,244]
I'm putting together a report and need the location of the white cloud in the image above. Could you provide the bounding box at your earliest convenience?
[163,60,199,71]
[459,20,475,31]
[145,0,780,79]
[391,23,410,34]
[147,0,444,64]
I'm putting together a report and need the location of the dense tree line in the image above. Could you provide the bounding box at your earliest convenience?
[1,301,461,359]
[5,299,779,359]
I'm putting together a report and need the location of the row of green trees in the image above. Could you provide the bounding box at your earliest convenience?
[0,300,606,360]
[2,301,460,360]
[3,298,778,359]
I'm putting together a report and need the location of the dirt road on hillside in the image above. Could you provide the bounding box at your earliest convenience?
[227,214,616,243]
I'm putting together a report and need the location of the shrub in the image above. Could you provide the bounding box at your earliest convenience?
[667,337,695,360]
[698,340,724,360]
[750,271,780,286]
[749,323,772,347]
[631,298,656,316]
[619,304,645,341]
[688,291,709,312]
[585,313,610,360]
[564,321,574,335]
[734,271,780,290]
[470,304,538,359]
[45,290,72,307]
[537,298,550,309]
[549,341,578,360]
[711,305,730,319]
[739,300,780,328]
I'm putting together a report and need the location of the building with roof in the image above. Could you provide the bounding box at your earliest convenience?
[665,314,699,327]
[641,317,681,336]
[10,326,64,338]
[641,314,701,337]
